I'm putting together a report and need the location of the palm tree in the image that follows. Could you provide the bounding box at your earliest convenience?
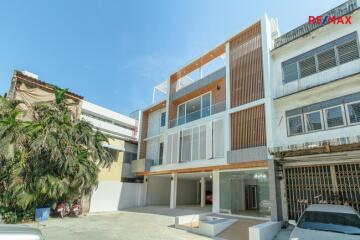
[0,89,113,222]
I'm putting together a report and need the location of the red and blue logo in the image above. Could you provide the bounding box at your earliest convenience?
[308,15,352,25]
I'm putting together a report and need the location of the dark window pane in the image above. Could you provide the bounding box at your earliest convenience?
[288,115,303,135]
[348,102,360,124]
[305,111,323,132]
[326,106,344,128]
[160,112,166,127]
[186,97,201,122]
[283,62,298,83]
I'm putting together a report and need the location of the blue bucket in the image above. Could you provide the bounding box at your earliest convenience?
[35,207,50,222]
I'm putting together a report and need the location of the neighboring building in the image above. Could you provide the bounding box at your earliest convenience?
[269,0,360,221]
[6,70,143,213]
[131,17,279,219]
[82,101,145,212]
[7,70,83,119]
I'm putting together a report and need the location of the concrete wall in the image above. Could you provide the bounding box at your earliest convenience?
[146,176,171,205]
[177,179,199,205]
[90,181,145,212]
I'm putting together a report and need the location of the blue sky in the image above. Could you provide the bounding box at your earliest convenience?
[0,0,345,115]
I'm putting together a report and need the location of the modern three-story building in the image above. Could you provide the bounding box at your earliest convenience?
[131,16,279,219]
[132,0,360,222]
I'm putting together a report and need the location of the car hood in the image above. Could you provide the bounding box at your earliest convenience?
[290,227,360,240]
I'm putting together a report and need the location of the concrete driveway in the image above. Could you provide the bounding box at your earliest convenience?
[25,208,211,240]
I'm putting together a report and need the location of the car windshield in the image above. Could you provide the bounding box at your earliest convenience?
[298,211,360,235]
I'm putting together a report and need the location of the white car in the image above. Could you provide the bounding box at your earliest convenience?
[0,224,43,240]
[290,204,360,240]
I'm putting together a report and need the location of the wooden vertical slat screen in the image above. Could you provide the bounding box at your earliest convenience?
[231,104,266,150]
[139,112,149,159]
[230,22,264,107]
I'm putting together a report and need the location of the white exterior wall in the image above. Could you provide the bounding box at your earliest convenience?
[146,176,171,205]
[271,11,360,100]
[177,179,199,205]
[270,11,360,148]
[90,181,145,212]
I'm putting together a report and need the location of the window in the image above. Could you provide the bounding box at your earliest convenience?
[299,56,316,78]
[186,97,201,122]
[317,48,336,71]
[347,101,360,124]
[202,93,211,117]
[337,39,360,64]
[176,92,212,126]
[178,104,186,125]
[124,151,137,164]
[305,111,323,132]
[324,105,345,129]
[283,62,299,83]
[282,32,359,83]
[158,142,164,165]
[287,115,304,136]
[160,112,166,127]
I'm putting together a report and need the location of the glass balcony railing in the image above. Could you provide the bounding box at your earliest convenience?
[170,100,226,128]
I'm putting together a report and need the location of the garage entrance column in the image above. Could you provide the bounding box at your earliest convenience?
[170,173,177,209]
[200,177,206,207]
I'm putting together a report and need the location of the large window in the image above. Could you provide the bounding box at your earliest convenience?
[177,92,212,125]
[286,93,360,136]
[324,105,345,129]
[220,170,270,217]
[282,32,359,83]
[305,111,323,132]
[287,115,304,136]
[347,101,360,125]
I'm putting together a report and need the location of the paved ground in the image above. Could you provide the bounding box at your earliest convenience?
[26,210,210,240]
[22,206,270,240]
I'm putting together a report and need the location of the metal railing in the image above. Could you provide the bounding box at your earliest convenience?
[169,100,226,128]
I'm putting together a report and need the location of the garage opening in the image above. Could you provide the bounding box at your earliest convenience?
[146,175,171,206]
[285,162,360,220]
[177,172,213,210]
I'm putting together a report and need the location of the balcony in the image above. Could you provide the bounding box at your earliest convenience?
[173,67,226,101]
[169,100,226,128]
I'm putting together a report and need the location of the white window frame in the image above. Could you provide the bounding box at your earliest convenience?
[176,91,212,125]
[345,100,360,126]
[323,105,346,129]
[160,111,166,127]
[304,110,324,133]
[286,114,304,136]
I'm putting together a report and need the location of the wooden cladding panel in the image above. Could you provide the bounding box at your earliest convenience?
[231,104,266,150]
[230,22,264,108]
[139,112,149,159]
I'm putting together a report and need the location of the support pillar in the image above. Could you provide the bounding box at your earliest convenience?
[200,177,206,207]
[212,171,220,213]
[170,173,177,209]
[268,158,283,221]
